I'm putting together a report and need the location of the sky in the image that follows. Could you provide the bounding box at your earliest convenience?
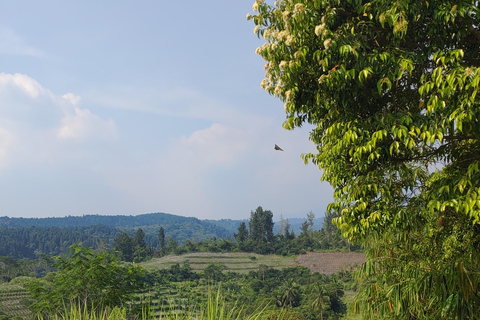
[0,1,334,220]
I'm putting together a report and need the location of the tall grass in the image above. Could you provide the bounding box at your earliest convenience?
[34,289,295,320]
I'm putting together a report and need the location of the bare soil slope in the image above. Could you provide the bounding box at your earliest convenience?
[296,252,366,275]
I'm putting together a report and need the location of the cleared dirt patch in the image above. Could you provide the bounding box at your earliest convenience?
[296,252,366,275]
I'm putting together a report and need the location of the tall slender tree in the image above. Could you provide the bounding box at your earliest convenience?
[158,227,166,255]
[248,206,274,244]
[234,222,249,243]
[133,228,147,262]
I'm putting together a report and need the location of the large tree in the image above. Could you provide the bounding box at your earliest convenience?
[249,206,275,244]
[133,228,147,262]
[250,0,480,318]
[234,221,249,243]
[113,232,134,262]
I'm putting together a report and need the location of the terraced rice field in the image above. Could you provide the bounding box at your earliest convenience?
[141,252,298,273]
[0,251,366,319]
[295,252,366,275]
[0,285,31,319]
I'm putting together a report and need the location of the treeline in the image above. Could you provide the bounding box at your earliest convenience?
[112,207,359,263]
[0,214,234,259]
[0,225,120,259]
[0,207,356,261]
[234,207,359,255]
[0,212,232,244]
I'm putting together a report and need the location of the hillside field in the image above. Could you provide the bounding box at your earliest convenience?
[140,251,366,275]
[140,252,298,273]
[0,251,366,319]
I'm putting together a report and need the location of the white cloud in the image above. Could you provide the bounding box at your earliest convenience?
[62,93,81,106]
[0,27,46,57]
[58,107,116,141]
[0,73,51,98]
[0,73,117,167]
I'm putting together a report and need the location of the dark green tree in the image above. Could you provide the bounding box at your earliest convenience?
[248,206,275,245]
[133,228,147,262]
[275,279,302,309]
[316,210,350,251]
[133,228,146,249]
[300,221,310,236]
[284,219,295,240]
[113,232,134,262]
[202,262,225,283]
[158,227,166,255]
[234,222,249,243]
[165,236,178,254]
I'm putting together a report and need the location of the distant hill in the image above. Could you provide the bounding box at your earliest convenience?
[203,219,245,235]
[0,225,120,259]
[0,213,233,258]
[0,213,326,259]
[0,212,231,240]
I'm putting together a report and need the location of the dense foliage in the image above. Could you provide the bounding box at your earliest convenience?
[250,0,480,318]
[26,245,145,317]
[0,208,359,319]
[0,213,232,248]
[0,225,119,259]
[135,262,350,320]
[0,211,335,260]
[2,261,351,320]
[0,213,234,259]
[231,207,356,255]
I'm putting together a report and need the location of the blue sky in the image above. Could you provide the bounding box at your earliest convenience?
[0,1,333,220]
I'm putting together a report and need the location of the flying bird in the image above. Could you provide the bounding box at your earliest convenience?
[274,144,284,151]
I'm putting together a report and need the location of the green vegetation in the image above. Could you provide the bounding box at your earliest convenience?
[0,213,235,259]
[0,225,120,259]
[140,252,297,273]
[150,207,357,258]
[0,183,363,320]
[0,284,31,319]
[134,261,349,319]
[0,209,349,261]
[0,246,356,319]
[250,0,480,318]
[18,291,297,320]
[0,211,360,320]
[26,245,145,317]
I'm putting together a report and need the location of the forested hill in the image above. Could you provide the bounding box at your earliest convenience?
[0,213,326,259]
[0,213,234,259]
[0,214,324,237]
[1,212,225,231]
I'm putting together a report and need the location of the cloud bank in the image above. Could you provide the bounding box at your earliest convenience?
[0,73,116,167]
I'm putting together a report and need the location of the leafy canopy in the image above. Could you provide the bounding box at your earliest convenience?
[250,0,480,318]
[27,244,145,316]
